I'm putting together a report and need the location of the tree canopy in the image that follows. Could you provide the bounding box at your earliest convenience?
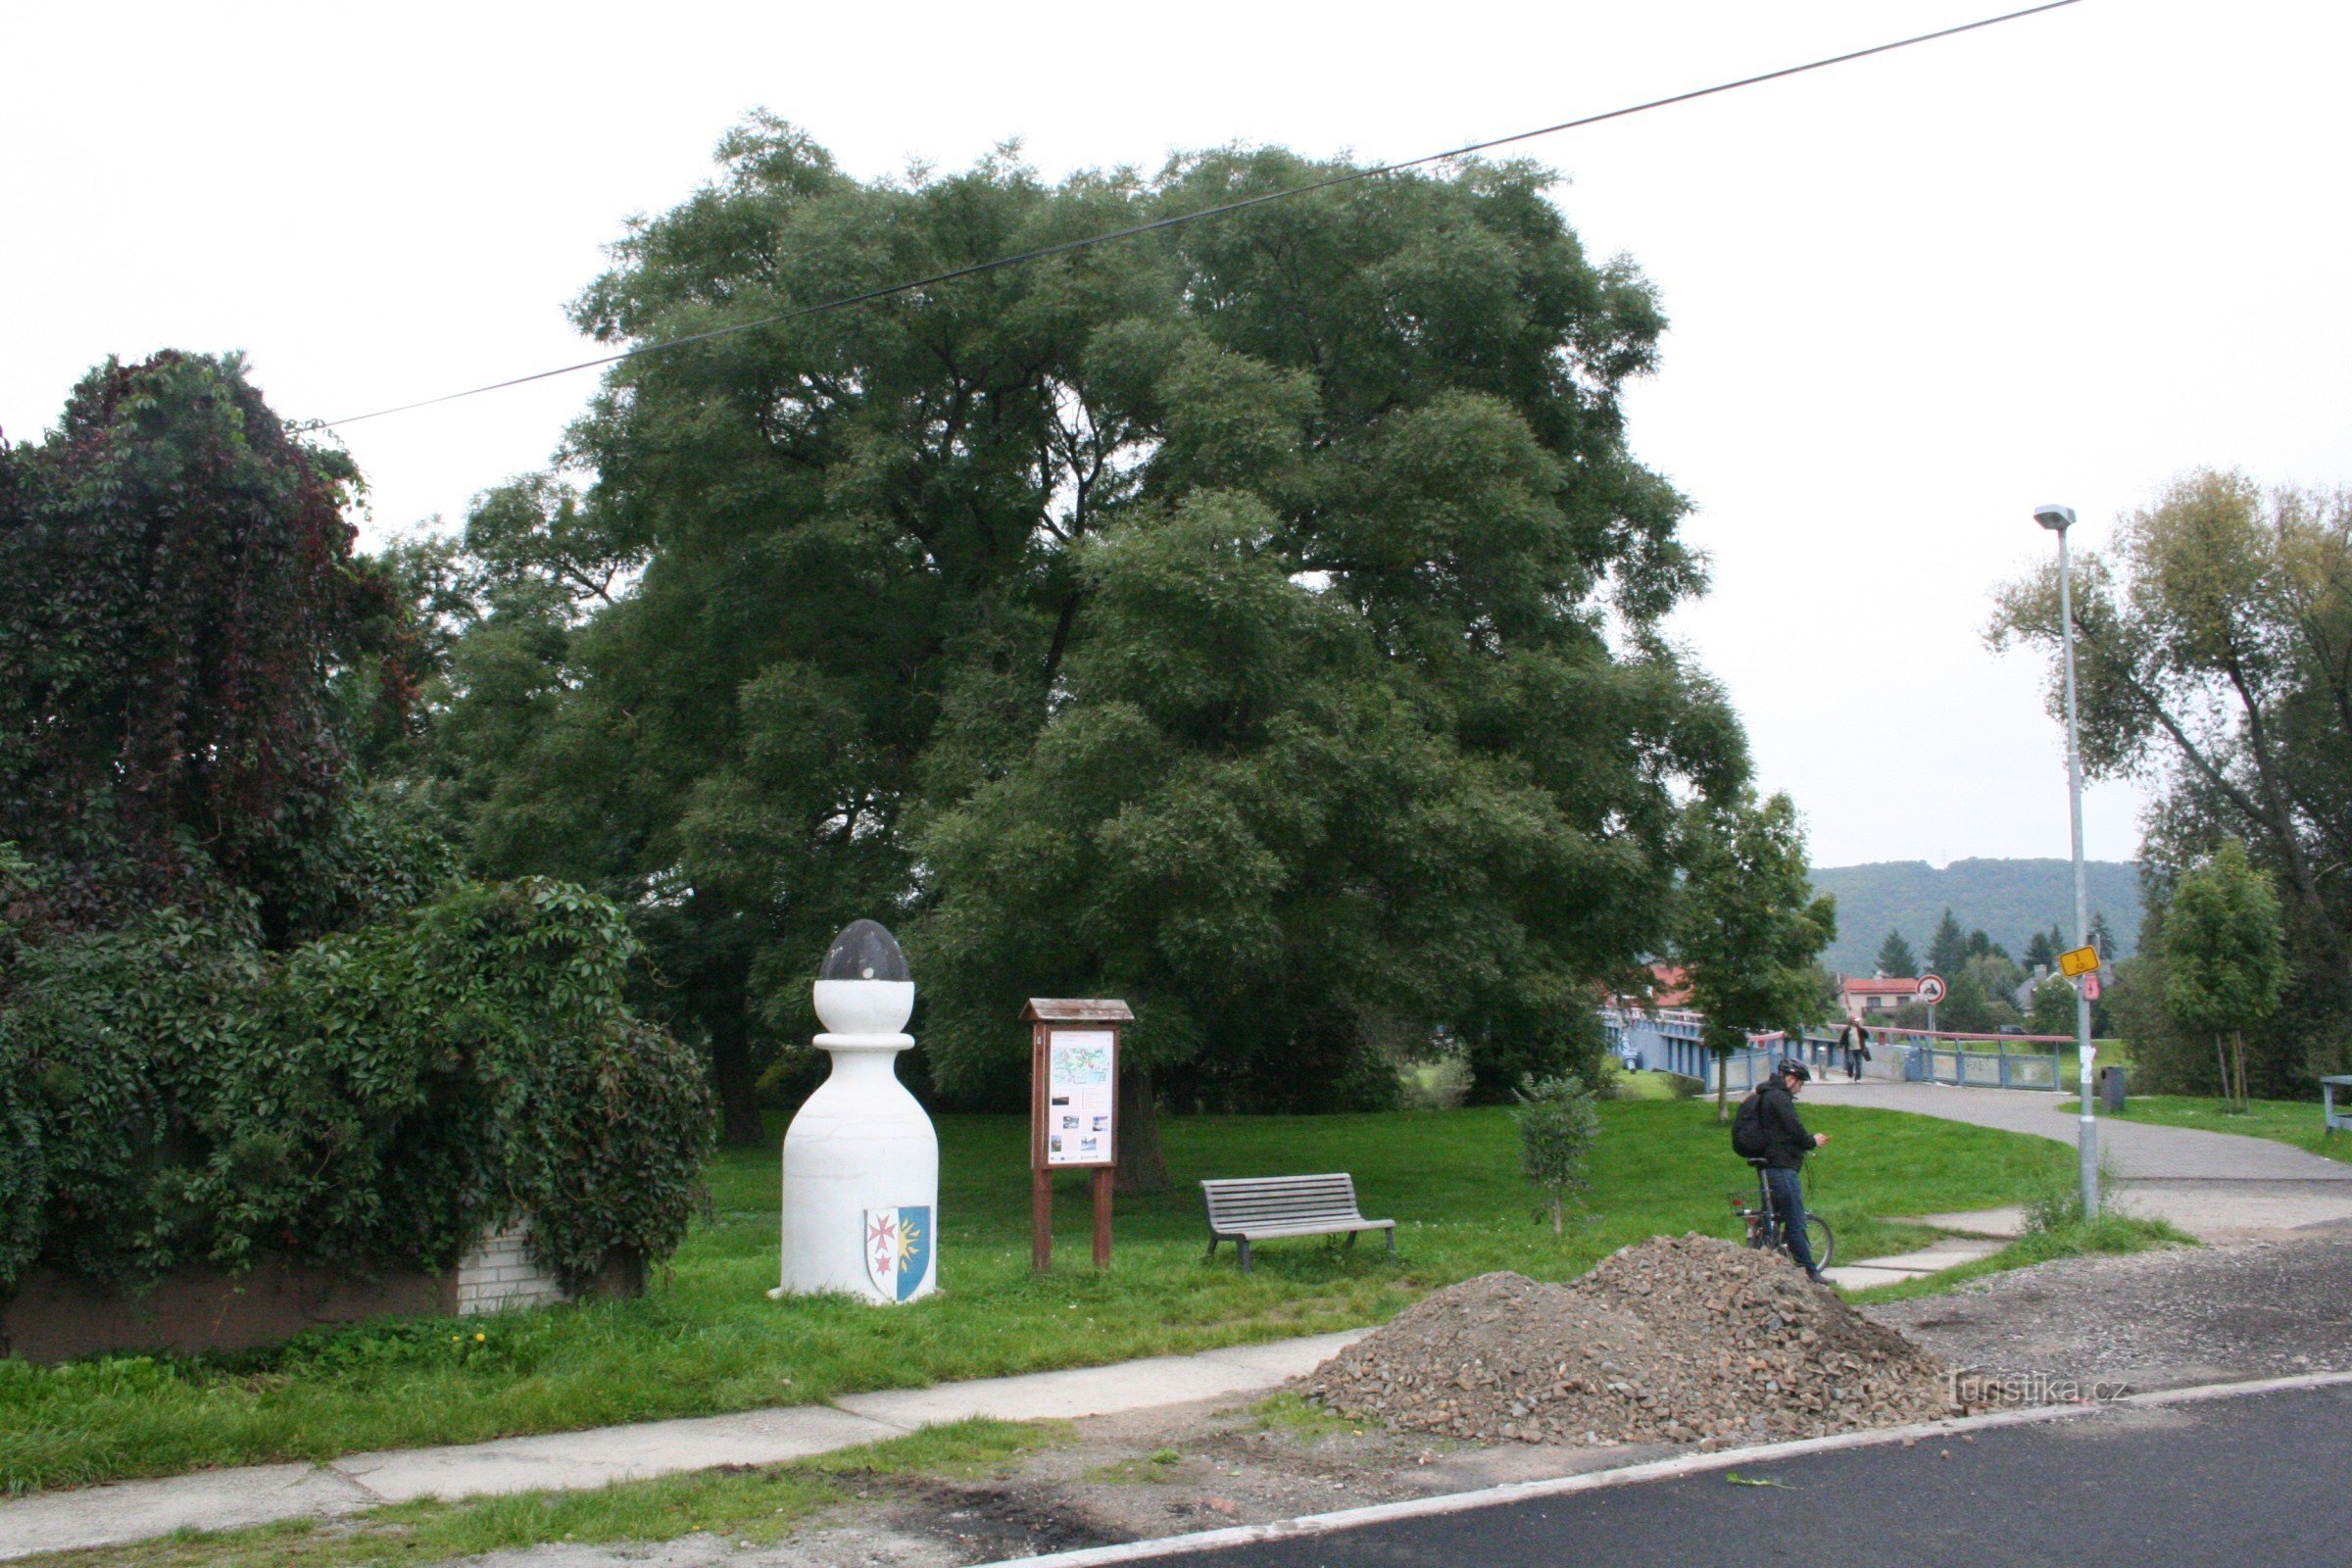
[1874,928,1917,978]
[2164,839,2285,1105]
[1925,908,1967,977]
[406,121,1753,1144]
[1674,792,1835,1112]
[0,356,713,1292]
[0,353,416,945]
[1992,470,2352,1093]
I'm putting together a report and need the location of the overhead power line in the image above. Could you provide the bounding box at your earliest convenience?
[323,0,2084,429]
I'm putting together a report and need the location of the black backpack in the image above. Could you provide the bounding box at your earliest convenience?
[1731,1088,1770,1159]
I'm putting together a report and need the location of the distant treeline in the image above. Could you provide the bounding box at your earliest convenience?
[1809,858,2141,975]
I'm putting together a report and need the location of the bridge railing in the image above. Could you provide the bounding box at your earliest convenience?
[1879,1028,2068,1090]
[1599,1007,1796,1094]
[1599,1011,2061,1092]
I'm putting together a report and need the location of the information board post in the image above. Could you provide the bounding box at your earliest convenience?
[1023,999,1134,1275]
[1092,1168,1113,1268]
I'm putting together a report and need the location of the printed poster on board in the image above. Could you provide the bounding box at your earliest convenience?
[1045,1029,1114,1166]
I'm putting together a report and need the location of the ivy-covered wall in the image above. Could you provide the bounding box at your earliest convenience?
[0,868,713,1297]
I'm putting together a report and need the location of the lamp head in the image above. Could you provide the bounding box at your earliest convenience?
[2034,504,2077,532]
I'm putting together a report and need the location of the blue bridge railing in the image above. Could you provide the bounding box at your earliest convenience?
[1599,1006,1805,1093]
[1886,1030,2066,1090]
[1598,1011,2059,1092]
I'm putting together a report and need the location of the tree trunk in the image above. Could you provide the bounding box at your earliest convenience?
[2231,1030,2250,1111]
[1716,1054,1731,1122]
[1114,1068,1170,1196]
[710,1005,765,1147]
[2216,1034,2232,1108]
[1550,1196,1563,1238]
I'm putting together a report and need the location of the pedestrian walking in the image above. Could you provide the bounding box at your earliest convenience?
[1838,1013,1871,1080]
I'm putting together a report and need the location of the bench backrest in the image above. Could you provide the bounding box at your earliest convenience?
[1200,1173,1363,1231]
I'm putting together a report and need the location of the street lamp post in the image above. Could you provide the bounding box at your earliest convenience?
[2035,502,2099,1218]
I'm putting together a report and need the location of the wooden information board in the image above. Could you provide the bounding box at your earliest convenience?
[1024,998,1132,1273]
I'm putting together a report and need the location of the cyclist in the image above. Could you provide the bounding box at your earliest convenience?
[1755,1058,1831,1283]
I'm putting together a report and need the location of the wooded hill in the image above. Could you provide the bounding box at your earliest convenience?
[1810,858,2141,975]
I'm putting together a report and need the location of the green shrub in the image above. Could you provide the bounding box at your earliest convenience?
[0,878,713,1295]
[1512,1072,1601,1235]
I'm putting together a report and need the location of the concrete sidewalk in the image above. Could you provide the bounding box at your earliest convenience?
[1807,1079,2352,1239]
[0,1331,1367,1562]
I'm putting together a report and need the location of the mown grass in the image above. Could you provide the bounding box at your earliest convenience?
[15,1419,1064,1568]
[1606,1070,1693,1102]
[0,1100,2075,1494]
[2052,1093,2352,1163]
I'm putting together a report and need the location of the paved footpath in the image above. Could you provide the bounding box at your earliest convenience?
[1098,1380,2352,1568]
[1806,1080,2352,1240]
[0,1332,1366,1561]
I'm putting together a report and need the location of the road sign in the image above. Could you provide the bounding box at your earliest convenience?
[2059,945,2100,978]
[1916,973,1947,1004]
[2082,973,2101,1001]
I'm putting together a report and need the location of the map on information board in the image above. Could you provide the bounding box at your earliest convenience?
[1045,1029,1116,1167]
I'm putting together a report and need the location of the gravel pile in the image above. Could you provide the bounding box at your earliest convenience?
[1300,1234,1962,1448]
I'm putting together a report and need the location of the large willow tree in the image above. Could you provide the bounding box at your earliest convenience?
[416,119,1754,1152]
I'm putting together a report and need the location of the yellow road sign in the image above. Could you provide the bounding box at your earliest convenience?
[2059,945,2100,978]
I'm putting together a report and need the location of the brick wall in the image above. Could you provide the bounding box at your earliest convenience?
[453,1221,569,1315]
[3,1224,641,1362]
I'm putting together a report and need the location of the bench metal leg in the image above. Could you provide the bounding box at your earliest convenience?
[1345,1231,1358,1250]
[1237,1240,1251,1274]
[1385,1229,1395,1253]
[1204,1237,1218,1262]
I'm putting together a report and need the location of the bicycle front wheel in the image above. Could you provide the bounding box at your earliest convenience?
[1804,1215,1834,1271]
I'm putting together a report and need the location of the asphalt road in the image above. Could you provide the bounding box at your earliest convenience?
[1150,1383,2352,1568]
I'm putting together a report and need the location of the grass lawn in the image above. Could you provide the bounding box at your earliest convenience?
[2052,1093,2352,1163]
[0,1099,2079,1495]
[16,1419,1067,1568]
[2053,1040,2129,1087]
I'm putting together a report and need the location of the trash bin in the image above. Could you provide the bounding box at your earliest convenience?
[2099,1063,2127,1113]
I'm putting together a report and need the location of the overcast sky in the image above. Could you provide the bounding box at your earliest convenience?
[9,1,2344,869]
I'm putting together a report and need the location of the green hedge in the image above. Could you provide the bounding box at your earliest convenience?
[0,876,713,1295]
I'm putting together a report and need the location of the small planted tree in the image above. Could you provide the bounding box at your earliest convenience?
[1513,1073,1601,1236]
[2164,841,2286,1111]
[1676,793,1837,1119]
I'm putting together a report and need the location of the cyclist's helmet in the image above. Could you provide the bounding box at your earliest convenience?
[1779,1057,1812,1082]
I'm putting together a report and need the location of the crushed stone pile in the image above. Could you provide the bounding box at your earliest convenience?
[1299,1234,1964,1449]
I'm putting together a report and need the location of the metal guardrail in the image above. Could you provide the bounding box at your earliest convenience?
[1599,1007,1809,1094]
[1891,1031,2066,1090]
[1599,1009,2062,1093]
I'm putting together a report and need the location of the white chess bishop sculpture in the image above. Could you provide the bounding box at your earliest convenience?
[770,919,939,1303]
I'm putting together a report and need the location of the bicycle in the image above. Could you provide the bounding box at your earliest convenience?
[1731,1156,1834,1271]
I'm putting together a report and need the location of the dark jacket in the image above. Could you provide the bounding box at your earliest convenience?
[1754,1079,1815,1169]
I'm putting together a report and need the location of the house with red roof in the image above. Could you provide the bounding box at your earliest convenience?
[1837,975,1922,1016]
[1606,963,1692,1012]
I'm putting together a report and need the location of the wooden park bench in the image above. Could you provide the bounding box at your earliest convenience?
[1200,1173,1395,1273]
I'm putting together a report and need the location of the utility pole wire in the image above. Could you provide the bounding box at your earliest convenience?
[321,0,2084,429]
